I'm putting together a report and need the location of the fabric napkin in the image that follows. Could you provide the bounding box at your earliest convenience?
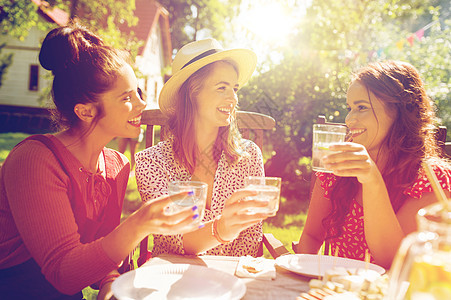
[235,255,276,280]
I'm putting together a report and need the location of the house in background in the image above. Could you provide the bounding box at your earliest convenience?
[0,0,68,132]
[128,0,172,109]
[0,0,172,133]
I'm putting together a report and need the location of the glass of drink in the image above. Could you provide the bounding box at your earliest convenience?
[167,181,208,227]
[243,176,281,216]
[312,123,348,173]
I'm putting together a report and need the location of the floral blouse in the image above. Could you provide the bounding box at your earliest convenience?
[135,139,265,257]
[318,162,451,262]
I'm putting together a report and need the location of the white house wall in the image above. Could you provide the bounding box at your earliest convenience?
[0,26,52,108]
[136,22,166,109]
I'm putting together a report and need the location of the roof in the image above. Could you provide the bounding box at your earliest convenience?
[31,0,69,26]
[29,0,172,65]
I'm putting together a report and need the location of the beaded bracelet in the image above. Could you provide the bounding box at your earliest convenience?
[212,216,231,244]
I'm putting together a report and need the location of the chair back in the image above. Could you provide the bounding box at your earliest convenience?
[437,126,450,157]
[137,109,276,265]
[141,109,276,149]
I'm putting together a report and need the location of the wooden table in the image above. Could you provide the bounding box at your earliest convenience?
[142,254,311,299]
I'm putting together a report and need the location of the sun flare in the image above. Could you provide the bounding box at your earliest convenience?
[238,2,300,44]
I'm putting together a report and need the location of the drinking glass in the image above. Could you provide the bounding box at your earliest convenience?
[243,176,281,216]
[312,123,347,173]
[166,181,208,227]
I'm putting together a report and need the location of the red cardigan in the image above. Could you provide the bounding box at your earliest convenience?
[0,135,130,294]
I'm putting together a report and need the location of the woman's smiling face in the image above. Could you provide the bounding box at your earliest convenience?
[194,61,239,129]
[96,64,146,139]
[345,81,397,155]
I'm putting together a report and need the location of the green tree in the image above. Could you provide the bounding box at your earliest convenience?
[0,0,54,38]
[158,0,241,51]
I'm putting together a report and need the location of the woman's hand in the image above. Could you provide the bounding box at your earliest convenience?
[216,189,270,241]
[102,192,200,264]
[322,143,381,184]
[134,192,200,236]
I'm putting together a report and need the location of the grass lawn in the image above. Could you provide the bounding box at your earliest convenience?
[0,132,308,299]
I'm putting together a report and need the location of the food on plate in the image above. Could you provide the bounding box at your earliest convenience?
[303,267,388,300]
[235,255,276,280]
[241,256,267,273]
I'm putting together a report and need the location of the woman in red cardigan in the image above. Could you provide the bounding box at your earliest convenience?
[0,25,198,300]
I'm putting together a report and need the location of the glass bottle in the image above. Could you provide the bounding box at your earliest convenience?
[387,203,451,300]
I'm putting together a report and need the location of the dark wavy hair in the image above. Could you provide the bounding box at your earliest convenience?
[323,60,442,239]
[39,23,130,130]
[167,61,245,173]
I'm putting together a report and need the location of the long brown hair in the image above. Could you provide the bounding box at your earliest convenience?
[167,61,245,173]
[323,61,442,239]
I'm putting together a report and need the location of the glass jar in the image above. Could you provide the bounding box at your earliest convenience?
[387,203,451,300]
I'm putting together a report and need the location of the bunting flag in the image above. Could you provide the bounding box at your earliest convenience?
[415,28,425,40]
[407,34,415,46]
[396,39,405,50]
[341,16,446,65]
[393,18,441,50]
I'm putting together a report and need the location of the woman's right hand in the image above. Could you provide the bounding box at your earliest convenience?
[134,192,200,236]
[324,142,381,184]
[215,189,270,241]
[102,192,199,264]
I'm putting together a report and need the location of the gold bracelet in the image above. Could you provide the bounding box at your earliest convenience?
[212,216,231,244]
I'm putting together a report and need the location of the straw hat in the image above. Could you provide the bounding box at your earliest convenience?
[158,38,257,116]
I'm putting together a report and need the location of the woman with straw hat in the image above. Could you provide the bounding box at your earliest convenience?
[135,38,271,257]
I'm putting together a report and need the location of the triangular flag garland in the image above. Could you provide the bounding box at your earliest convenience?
[341,14,448,65]
[287,14,447,65]
[393,19,439,49]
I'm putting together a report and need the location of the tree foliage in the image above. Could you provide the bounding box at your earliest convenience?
[157,0,241,51]
[0,0,53,38]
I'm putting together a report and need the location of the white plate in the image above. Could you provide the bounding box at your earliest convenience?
[275,254,385,278]
[112,264,246,300]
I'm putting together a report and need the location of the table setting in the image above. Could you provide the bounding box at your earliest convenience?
[111,166,451,300]
[111,251,393,300]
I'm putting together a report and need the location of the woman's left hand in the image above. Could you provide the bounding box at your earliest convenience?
[322,142,380,184]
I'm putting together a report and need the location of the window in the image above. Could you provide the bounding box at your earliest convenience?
[28,65,39,91]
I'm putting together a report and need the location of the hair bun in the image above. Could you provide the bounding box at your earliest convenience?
[39,27,76,74]
[39,25,102,75]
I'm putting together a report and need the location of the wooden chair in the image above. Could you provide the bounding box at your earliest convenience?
[436,126,450,157]
[137,109,289,266]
